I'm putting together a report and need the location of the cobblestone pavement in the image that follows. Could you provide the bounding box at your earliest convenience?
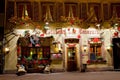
[0,71,120,80]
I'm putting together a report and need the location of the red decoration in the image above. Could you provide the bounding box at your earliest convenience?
[68,28,70,31]
[35,44,40,47]
[67,44,76,47]
[93,38,99,42]
[73,28,76,33]
[70,18,74,25]
[40,34,44,37]
[77,34,81,38]
[114,32,118,37]
[87,60,91,64]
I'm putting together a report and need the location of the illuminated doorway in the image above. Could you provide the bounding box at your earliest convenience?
[67,46,77,71]
[64,38,80,71]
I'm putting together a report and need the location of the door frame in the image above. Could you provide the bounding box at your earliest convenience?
[64,43,80,71]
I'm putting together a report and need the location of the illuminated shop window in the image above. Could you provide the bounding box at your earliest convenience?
[89,44,102,60]
[88,38,106,64]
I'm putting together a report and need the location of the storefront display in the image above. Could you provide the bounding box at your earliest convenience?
[88,38,106,64]
[17,35,52,73]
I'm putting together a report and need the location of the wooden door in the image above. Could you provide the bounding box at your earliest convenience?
[67,47,77,71]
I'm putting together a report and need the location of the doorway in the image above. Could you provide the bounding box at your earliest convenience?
[112,38,120,70]
[67,47,77,71]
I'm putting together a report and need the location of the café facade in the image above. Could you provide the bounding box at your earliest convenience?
[13,23,118,72]
[3,0,120,73]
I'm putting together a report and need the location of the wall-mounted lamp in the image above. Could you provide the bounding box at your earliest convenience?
[52,41,58,47]
[4,47,10,55]
[83,45,87,52]
[44,22,49,30]
[107,46,111,52]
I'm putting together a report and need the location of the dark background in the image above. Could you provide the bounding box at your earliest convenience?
[0,0,5,13]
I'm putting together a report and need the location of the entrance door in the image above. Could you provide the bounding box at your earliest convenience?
[112,38,120,69]
[67,47,77,71]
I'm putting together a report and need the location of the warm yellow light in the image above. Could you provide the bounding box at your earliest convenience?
[4,47,10,54]
[84,46,87,50]
[5,48,9,52]
[30,51,33,56]
[107,46,111,51]
[83,45,87,52]
[58,43,61,51]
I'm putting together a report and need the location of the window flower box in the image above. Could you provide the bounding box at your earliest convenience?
[87,60,107,65]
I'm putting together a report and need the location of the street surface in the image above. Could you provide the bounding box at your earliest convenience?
[0,71,120,80]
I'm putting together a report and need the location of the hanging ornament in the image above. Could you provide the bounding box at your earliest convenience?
[70,18,74,25]
[77,34,81,38]
[68,28,70,31]
[93,38,99,42]
[73,28,76,33]
[40,33,44,37]
[114,32,118,37]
